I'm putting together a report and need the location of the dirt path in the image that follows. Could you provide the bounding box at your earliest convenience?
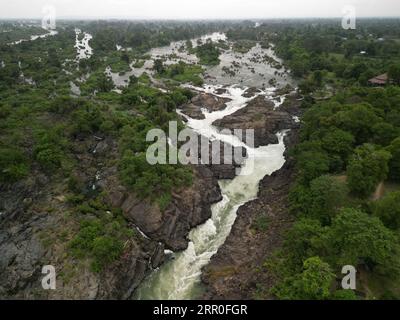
[372,182,385,201]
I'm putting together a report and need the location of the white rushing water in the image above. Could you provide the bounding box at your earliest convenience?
[74,29,93,60]
[107,32,230,90]
[9,30,58,46]
[135,84,287,300]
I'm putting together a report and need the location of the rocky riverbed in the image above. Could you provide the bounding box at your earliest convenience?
[0,29,301,299]
[201,130,300,299]
[0,129,223,299]
[213,95,294,146]
[197,89,302,300]
[134,82,301,299]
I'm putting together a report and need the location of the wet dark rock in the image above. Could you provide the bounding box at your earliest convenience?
[151,243,166,268]
[213,95,295,148]
[96,240,165,299]
[179,104,205,119]
[242,87,261,98]
[180,93,231,120]
[280,91,303,118]
[214,88,228,95]
[273,84,294,96]
[104,165,222,251]
[0,204,57,298]
[0,131,222,299]
[201,128,300,300]
[182,134,248,180]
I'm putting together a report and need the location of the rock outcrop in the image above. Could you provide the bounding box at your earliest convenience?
[195,135,247,180]
[180,93,231,119]
[242,87,262,98]
[103,165,222,251]
[201,130,299,300]
[213,95,296,147]
[0,132,223,299]
[198,87,303,300]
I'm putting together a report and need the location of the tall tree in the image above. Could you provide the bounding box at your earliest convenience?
[388,63,400,85]
[326,208,400,274]
[273,257,335,300]
[346,144,391,197]
[387,137,400,181]
[373,191,400,230]
[307,175,348,225]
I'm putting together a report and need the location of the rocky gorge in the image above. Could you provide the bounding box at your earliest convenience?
[201,130,300,299]
[198,90,303,300]
[0,29,301,300]
[0,130,224,299]
[134,83,301,299]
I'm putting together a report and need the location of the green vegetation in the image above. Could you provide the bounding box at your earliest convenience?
[387,138,400,181]
[119,150,192,205]
[270,87,400,299]
[389,63,400,85]
[225,19,400,299]
[372,191,400,230]
[116,82,194,208]
[33,128,69,171]
[88,21,232,53]
[155,60,204,85]
[0,25,48,44]
[106,52,131,73]
[0,21,206,274]
[272,256,335,300]
[0,147,29,183]
[69,198,134,272]
[251,214,270,233]
[346,144,391,197]
[3,18,400,299]
[289,175,348,225]
[232,40,255,53]
[193,41,221,66]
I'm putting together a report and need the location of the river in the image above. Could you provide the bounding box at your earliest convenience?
[135,85,287,299]
[131,32,291,299]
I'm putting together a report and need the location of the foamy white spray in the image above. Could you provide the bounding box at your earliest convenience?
[135,84,287,299]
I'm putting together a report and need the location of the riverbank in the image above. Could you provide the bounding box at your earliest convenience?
[201,94,302,300]
[201,130,299,299]
[131,31,299,298]
[0,26,299,299]
[134,83,300,299]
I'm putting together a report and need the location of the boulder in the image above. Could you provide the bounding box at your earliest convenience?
[180,93,231,119]
[214,95,295,148]
[103,165,222,251]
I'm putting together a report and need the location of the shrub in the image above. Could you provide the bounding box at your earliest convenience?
[346,144,391,197]
[0,147,29,183]
[325,208,400,274]
[119,150,192,202]
[70,104,104,135]
[331,289,358,300]
[33,130,68,171]
[307,175,348,225]
[387,137,400,182]
[372,191,400,230]
[91,236,124,272]
[69,204,133,272]
[252,215,270,233]
[273,257,335,300]
[195,42,220,66]
[296,150,330,184]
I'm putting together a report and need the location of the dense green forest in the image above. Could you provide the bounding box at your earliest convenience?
[269,86,400,300]
[0,21,203,271]
[1,18,400,298]
[228,19,400,299]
